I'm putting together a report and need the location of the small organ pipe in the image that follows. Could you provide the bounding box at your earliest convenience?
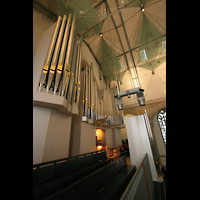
[39,16,62,91]
[54,13,72,94]
[46,15,67,93]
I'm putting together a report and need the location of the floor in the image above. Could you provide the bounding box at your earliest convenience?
[112,154,132,165]
[126,156,131,165]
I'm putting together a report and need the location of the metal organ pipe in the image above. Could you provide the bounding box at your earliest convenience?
[72,42,80,105]
[90,64,94,120]
[46,15,67,93]
[54,13,72,94]
[62,13,76,96]
[88,65,91,119]
[67,33,77,105]
[76,41,82,108]
[39,16,62,91]
[82,69,86,116]
[85,66,89,117]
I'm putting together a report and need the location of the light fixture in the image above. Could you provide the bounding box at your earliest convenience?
[141,5,145,12]
[136,91,145,106]
[116,96,123,110]
[115,87,145,110]
[99,32,103,37]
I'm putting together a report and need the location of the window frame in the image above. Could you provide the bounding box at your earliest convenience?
[157,108,166,146]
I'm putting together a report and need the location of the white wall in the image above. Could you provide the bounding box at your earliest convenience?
[33,106,72,164]
[33,106,51,164]
[125,115,162,182]
[115,128,122,152]
[105,128,114,147]
[79,122,96,154]
[33,7,54,58]
[42,109,72,162]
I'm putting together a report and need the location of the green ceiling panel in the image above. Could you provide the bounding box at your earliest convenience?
[136,13,166,71]
[101,38,125,81]
[138,56,166,71]
[57,0,101,34]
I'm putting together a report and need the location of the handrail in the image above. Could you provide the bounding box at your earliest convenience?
[120,153,148,200]
[143,110,162,176]
[120,153,154,200]
[33,149,106,168]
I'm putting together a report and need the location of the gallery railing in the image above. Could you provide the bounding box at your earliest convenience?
[120,153,153,200]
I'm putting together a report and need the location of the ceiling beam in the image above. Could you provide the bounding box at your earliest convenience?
[115,0,136,68]
[33,0,57,21]
[82,39,101,67]
[104,0,130,70]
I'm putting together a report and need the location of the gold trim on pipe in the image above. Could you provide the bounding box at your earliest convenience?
[39,16,62,91]
[54,13,72,94]
[46,15,67,93]
[62,13,76,96]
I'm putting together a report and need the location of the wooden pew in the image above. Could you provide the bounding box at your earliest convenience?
[33,149,112,200]
[45,155,136,200]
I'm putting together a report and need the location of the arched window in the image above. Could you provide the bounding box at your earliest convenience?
[157,108,166,145]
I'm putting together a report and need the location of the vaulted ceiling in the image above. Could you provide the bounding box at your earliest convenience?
[33,0,166,105]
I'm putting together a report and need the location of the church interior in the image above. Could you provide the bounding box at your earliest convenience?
[33,0,166,199]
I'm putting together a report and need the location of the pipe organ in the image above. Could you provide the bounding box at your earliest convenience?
[81,64,124,127]
[37,14,124,127]
[38,13,82,115]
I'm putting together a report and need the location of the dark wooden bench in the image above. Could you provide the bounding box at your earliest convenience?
[33,149,112,200]
[45,155,136,200]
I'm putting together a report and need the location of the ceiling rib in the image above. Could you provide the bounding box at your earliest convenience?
[105,0,130,70]
[115,0,136,68]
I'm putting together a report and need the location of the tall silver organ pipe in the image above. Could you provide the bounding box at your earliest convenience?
[93,79,98,120]
[72,41,80,105]
[82,69,86,116]
[39,16,62,91]
[85,66,89,117]
[67,34,77,105]
[88,65,91,118]
[90,64,94,120]
[62,13,76,96]
[75,41,82,108]
[46,15,67,93]
[54,13,72,94]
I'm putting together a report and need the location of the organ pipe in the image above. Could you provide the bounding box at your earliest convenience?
[46,15,67,93]
[39,16,62,91]
[54,13,72,94]
[85,66,89,117]
[90,64,94,120]
[67,34,77,105]
[82,69,86,116]
[72,42,80,105]
[62,13,76,96]
[88,65,91,119]
[76,41,82,108]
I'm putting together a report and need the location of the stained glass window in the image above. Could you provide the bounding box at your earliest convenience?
[157,108,166,145]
